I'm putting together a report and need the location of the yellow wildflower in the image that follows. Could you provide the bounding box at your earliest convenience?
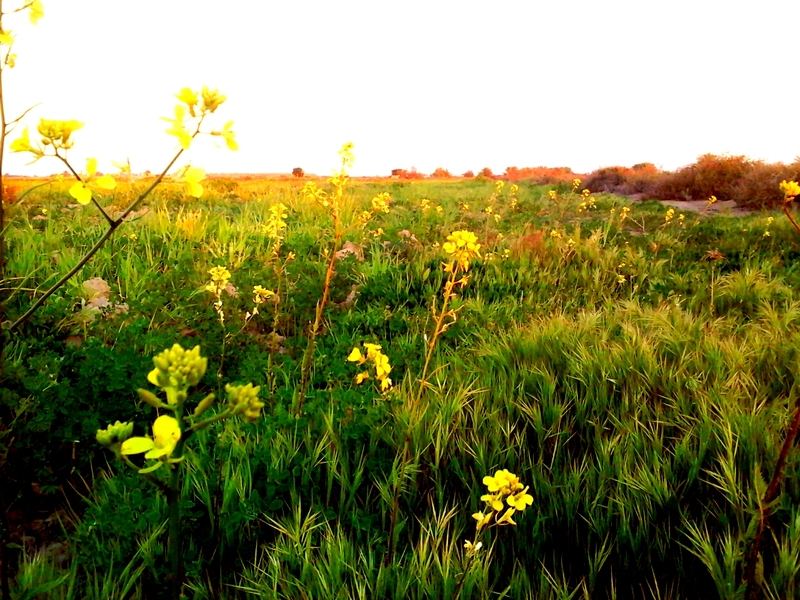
[780,180,800,202]
[120,415,181,461]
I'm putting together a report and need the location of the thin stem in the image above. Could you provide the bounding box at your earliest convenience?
[745,386,800,599]
[384,437,409,567]
[168,406,187,600]
[415,268,458,404]
[295,201,341,414]
[782,203,800,236]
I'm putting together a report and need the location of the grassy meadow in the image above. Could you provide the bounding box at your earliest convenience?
[3,172,800,599]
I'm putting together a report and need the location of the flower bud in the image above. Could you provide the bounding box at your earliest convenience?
[137,388,167,409]
[193,393,216,417]
[96,420,134,447]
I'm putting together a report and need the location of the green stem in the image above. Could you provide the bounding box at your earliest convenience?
[295,209,340,415]
[168,406,187,600]
[415,268,458,405]
[384,437,410,566]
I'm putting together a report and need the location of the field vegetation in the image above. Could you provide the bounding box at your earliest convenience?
[3,167,800,599]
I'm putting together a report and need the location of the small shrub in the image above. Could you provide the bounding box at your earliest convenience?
[582,166,630,193]
[430,167,452,178]
[504,166,574,183]
[462,170,474,178]
[292,167,304,178]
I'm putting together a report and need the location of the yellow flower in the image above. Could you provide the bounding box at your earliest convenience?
[176,88,199,116]
[120,415,181,461]
[464,540,483,555]
[507,486,533,511]
[68,158,117,204]
[442,230,481,270]
[209,265,231,283]
[371,192,391,213]
[176,165,205,198]
[495,180,505,191]
[213,121,238,151]
[572,178,581,191]
[780,180,800,202]
[363,343,382,358]
[338,142,355,169]
[550,229,562,239]
[28,1,44,25]
[380,377,392,392]
[347,347,365,363]
[201,86,227,113]
[163,104,192,150]
[37,119,84,150]
[482,469,522,493]
[708,195,718,205]
[548,190,557,200]
[374,353,391,379]
[355,372,370,384]
[481,493,505,512]
[496,507,517,526]
[472,511,492,532]
[253,285,275,304]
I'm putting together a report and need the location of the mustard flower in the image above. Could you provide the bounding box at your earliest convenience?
[443,230,481,270]
[780,180,800,202]
[371,192,391,213]
[147,344,208,393]
[68,158,118,204]
[120,415,181,460]
[507,486,534,511]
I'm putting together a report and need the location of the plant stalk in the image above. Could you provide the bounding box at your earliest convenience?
[745,386,800,599]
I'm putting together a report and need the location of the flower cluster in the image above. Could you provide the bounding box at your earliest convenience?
[472,469,533,532]
[247,285,277,319]
[572,178,581,192]
[443,230,481,272]
[225,383,264,421]
[265,203,289,242]
[205,265,231,324]
[10,118,84,159]
[548,190,557,201]
[780,180,800,203]
[165,87,234,150]
[578,195,597,213]
[147,344,208,394]
[764,216,775,238]
[347,342,393,391]
[371,192,391,213]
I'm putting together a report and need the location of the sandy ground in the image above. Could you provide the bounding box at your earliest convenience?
[626,194,752,216]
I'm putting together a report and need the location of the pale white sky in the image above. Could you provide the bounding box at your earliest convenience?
[3,0,799,177]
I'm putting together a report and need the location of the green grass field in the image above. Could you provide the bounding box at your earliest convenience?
[3,176,800,599]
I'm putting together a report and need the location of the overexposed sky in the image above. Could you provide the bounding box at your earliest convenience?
[3,0,799,177]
